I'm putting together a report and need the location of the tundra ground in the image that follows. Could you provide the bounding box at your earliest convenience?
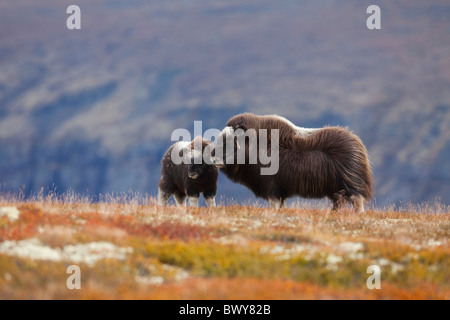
[0,193,448,299]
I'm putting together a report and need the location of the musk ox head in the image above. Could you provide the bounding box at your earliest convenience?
[212,116,279,176]
[171,137,215,180]
[187,148,208,180]
[212,126,242,168]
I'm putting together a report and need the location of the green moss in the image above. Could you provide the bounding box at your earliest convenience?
[143,241,287,278]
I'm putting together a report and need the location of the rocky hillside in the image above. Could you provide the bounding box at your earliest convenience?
[0,0,449,205]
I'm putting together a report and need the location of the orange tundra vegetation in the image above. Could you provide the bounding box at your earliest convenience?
[0,193,448,300]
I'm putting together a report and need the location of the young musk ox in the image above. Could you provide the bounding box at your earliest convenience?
[158,137,218,207]
[212,113,373,213]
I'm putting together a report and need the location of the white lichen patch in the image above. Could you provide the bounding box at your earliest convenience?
[259,244,310,261]
[0,238,132,266]
[374,258,404,274]
[0,206,21,222]
[325,253,344,270]
[337,242,364,253]
[135,263,189,286]
[62,242,133,266]
[336,242,365,260]
[136,275,165,285]
[214,234,249,246]
[426,239,442,247]
[259,240,367,263]
[0,238,61,261]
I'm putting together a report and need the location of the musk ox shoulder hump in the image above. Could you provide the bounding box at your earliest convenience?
[268,114,320,138]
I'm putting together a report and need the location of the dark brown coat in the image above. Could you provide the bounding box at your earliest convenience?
[215,113,373,212]
[158,137,218,207]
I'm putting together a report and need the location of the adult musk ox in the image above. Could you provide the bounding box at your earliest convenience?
[158,137,218,207]
[212,113,373,213]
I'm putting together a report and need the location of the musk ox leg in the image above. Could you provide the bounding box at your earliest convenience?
[203,189,217,207]
[205,197,216,207]
[330,190,347,212]
[268,198,284,210]
[188,196,199,207]
[174,193,187,206]
[350,194,365,214]
[157,187,171,206]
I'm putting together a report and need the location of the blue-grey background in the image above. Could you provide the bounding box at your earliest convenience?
[0,0,449,206]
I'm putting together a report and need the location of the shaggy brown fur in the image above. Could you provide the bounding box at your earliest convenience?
[158,137,218,207]
[215,113,373,213]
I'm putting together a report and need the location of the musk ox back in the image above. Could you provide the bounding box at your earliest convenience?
[158,137,218,207]
[213,113,373,213]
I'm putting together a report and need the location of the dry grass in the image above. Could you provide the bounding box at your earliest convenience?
[0,192,448,300]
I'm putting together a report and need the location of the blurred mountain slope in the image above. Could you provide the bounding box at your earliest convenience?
[0,0,449,205]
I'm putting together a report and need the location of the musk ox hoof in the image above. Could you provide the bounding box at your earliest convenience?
[330,190,365,214]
